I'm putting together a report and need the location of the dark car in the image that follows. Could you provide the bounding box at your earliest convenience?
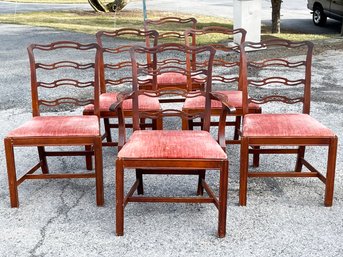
[307,0,343,26]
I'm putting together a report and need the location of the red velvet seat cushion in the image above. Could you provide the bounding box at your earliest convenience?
[243,113,335,137]
[182,90,260,109]
[83,92,161,113]
[118,130,227,159]
[157,72,187,85]
[7,116,99,137]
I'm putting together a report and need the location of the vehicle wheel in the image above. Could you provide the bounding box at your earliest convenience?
[313,5,327,26]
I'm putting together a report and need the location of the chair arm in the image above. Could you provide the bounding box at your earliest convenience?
[109,92,134,150]
[109,92,134,112]
[210,92,236,114]
[210,92,236,149]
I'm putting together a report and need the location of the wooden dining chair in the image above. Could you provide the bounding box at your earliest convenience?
[144,17,200,95]
[83,28,162,147]
[239,39,338,206]
[111,43,234,237]
[4,41,104,207]
[182,27,261,144]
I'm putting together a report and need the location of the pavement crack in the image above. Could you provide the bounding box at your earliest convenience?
[28,183,69,257]
[28,157,87,256]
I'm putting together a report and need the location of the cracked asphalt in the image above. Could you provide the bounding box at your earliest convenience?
[0,3,343,257]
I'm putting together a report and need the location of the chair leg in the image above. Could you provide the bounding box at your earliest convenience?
[94,138,104,206]
[218,160,229,238]
[239,137,249,206]
[156,117,163,130]
[4,138,19,208]
[85,145,93,171]
[324,136,338,207]
[140,118,146,130]
[104,118,112,142]
[189,119,194,130]
[252,146,260,167]
[197,170,205,196]
[233,116,241,140]
[116,158,125,236]
[37,146,49,174]
[294,146,306,172]
[181,117,189,130]
[136,169,144,195]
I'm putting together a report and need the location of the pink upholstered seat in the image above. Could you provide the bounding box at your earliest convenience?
[84,92,161,113]
[7,116,100,137]
[183,90,259,109]
[157,72,187,86]
[243,113,335,137]
[118,130,227,159]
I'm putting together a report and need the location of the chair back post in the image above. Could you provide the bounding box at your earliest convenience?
[202,45,216,132]
[27,44,39,117]
[129,46,141,131]
[93,43,101,119]
[95,31,107,94]
[303,41,314,114]
[239,42,249,116]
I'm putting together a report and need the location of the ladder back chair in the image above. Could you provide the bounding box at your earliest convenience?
[111,43,234,237]
[182,27,261,144]
[83,29,162,147]
[239,39,338,206]
[144,17,200,96]
[4,41,104,207]
[125,40,220,198]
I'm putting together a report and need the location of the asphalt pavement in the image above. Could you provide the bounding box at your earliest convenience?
[0,1,343,256]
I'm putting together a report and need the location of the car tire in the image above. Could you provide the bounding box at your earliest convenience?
[313,5,327,26]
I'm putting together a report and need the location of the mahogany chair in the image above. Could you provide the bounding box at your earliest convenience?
[111,43,234,237]
[4,41,104,207]
[239,39,338,206]
[83,29,162,147]
[182,27,261,144]
[144,17,200,95]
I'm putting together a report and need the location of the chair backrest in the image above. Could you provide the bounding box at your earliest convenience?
[185,27,246,91]
[240,39,314,115]
[144,17,197,76]
[144,16,197,44]
[129,43,216,131]
[27,41,101,117]
[96,28,159,93]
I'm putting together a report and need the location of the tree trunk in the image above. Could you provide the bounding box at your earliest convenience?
[271,0,282,33]
[341,22,343,36]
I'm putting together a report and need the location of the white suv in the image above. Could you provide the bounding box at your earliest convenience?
[307,0,343,26]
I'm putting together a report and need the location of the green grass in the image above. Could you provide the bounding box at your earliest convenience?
[0,10,234,38]
[0,9,336,43]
